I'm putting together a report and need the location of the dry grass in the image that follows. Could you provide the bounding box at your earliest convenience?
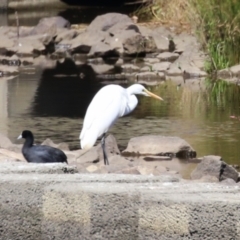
[135,0,198,33]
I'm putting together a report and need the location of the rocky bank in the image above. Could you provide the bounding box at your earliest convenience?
[0,13,208,83]
[0,132,239,185]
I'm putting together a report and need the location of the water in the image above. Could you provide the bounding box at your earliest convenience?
[1,60,240,167]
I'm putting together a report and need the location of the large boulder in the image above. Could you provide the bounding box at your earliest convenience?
[122,135,196,158]
[69,13,157,57]
[191,155,239,182]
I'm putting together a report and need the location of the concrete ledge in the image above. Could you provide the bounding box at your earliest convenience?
[0,171,240,239]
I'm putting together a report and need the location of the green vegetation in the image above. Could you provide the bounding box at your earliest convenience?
[136,0,240,72]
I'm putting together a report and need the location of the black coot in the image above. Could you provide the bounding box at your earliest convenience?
[17,130,68,163]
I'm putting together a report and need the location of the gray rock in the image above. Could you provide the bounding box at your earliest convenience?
[135,72,161,83]
[89,63,114,74]
[69,30,108,54]
[144,58,160,64]
[87,13,133,32]
[115,166,141,175]
[55,29,78,43]
[220,178,237,185]
[0,36,15,54]
[157,52,179,62]
[152,62,171,72]
[14,35,50,56]
[139,26,170,52]
[140,66,151,72]
[0,148,25,162]
[135,72,165,82]
[230,64,240,77]
[166,65,182,76]
[75,134,120,164]
[41,138,70,151]
[121,64,140,72]
[0,65,18,76]
[123,135,196,158]
[197,175,219,183]
[191,155,239,182]
[29,16,70,36]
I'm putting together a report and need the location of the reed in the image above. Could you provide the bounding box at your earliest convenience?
[136,0,240,71]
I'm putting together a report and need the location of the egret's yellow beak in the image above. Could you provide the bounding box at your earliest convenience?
[144,89,164,101]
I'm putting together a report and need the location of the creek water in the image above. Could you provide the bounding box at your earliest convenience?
[1,61,240,169]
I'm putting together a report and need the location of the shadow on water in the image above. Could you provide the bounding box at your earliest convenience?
[31,59,101,117]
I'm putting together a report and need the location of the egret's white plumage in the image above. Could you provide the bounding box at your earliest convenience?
[80,84,163,152]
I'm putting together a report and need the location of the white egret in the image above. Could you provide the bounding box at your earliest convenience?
[80,84,163,165]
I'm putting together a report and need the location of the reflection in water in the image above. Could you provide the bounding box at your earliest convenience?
[1,66,240,167]
[31,58,101,117]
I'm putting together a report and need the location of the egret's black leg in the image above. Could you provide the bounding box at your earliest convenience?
[101,134,109,165]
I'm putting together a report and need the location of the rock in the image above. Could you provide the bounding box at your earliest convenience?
[41,138,70,151]
[152,62,171,72]
[137,165,154,175]
[87,13,133,32]
[75,13,158,56]
[86,165,98,173]
[55,29,78,43]
[123,34,157,55]
[76,134,120,164]
[217,68,232,79]
[0,148,25,162]
[123,135,196,158]
[152,165,168,175]
[191,155,239,182]
[144,58,160,64]
[0,65,18,76]
[115,166,140,175]
[135,72,165,85]
[196,175,219,183]
[89,64,114,75]
[220,178,237,185]
[0,133,13,149]
[139,26,170,52]
[0,36,15,54]
[140,66,151,72]
[173,36,207,73]
[69,30,108,54]
[156,52,179,62]
[229,64,240,77]
[166,64,182,76]
[121,64,140,72]
[29,16,70,36]
[14,36,47,57]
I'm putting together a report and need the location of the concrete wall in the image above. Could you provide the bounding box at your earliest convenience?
[0,163,240,239]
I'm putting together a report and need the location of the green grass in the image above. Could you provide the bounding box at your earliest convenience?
[136,0,240,72]
[193,0,240,71]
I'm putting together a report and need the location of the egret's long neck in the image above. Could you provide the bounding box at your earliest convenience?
[123,87,138,116]
[127,85,137,95]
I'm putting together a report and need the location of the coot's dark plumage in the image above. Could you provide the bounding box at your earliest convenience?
[17,130,68,164]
